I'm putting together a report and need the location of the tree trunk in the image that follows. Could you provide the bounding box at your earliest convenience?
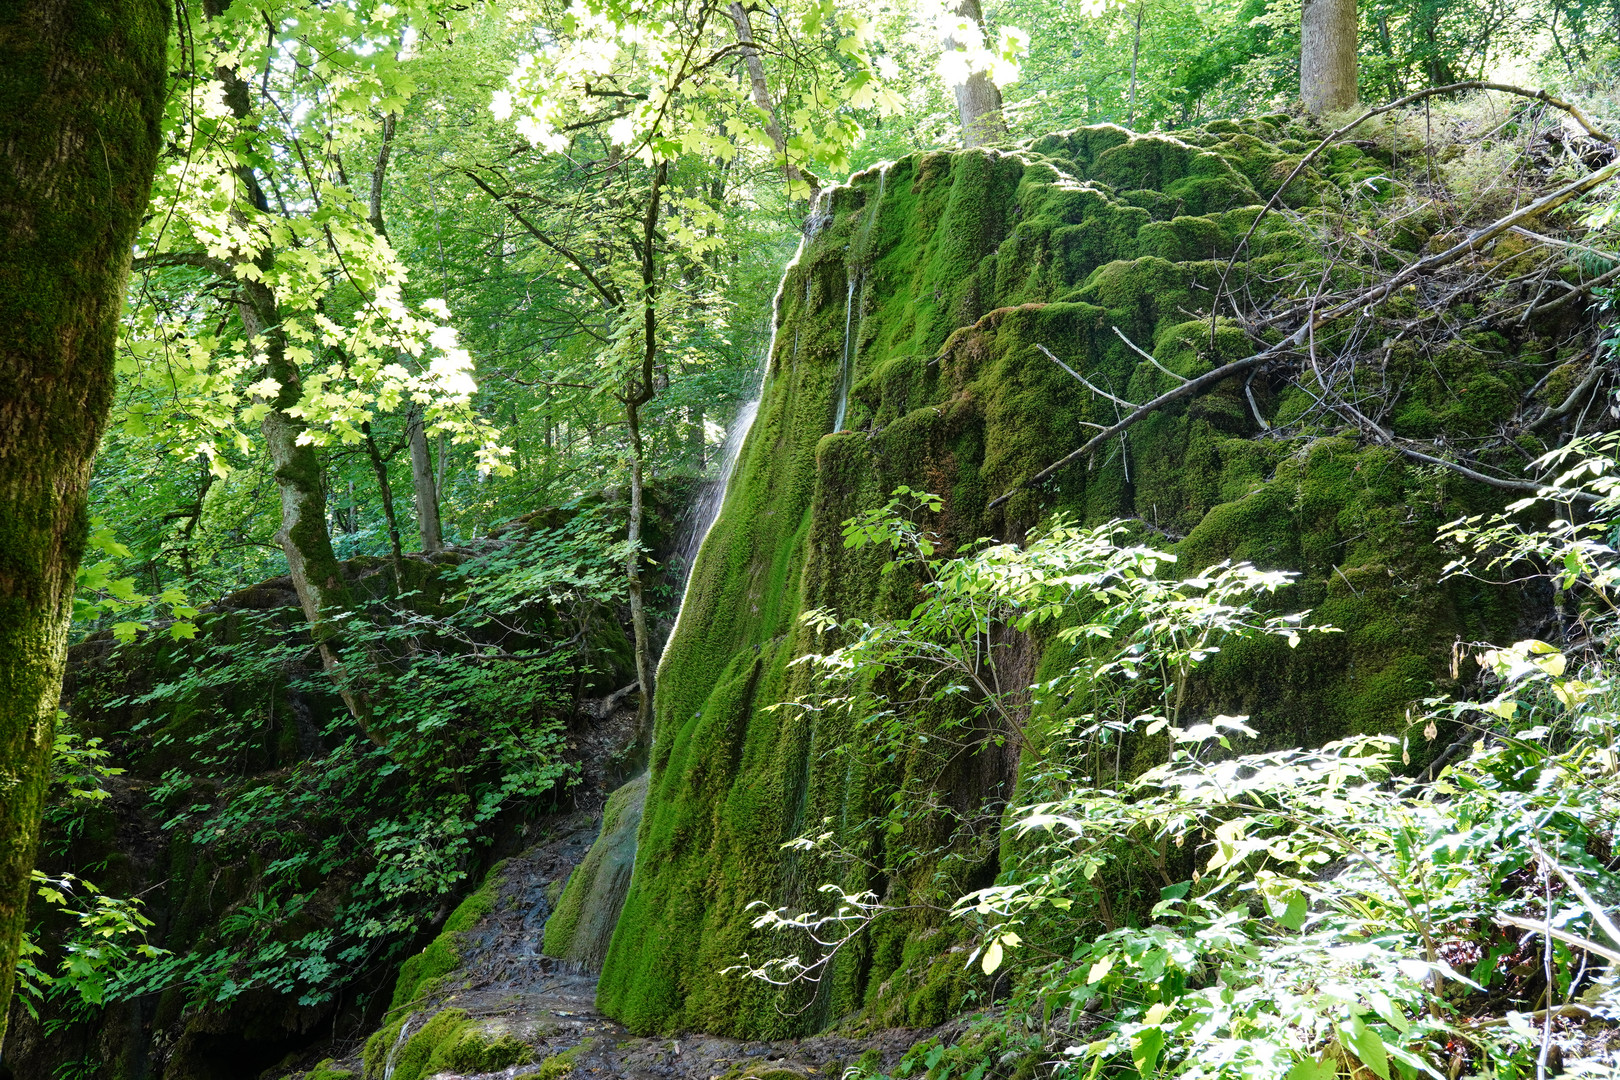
[626,404,654,748]
[725,2,821,205]
[0,0,169,1045]
[203,0,379,735]
[946,0,1008,147]
[625,163,667,751]
[362,420,407,580]
[238,283,375,734]
[408,410,444,553]
[1301,0,1358,115]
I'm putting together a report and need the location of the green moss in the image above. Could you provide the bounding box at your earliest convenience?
[303,1060,357,1080]
[517,1036,597,1080]
[594,120,1539,1040]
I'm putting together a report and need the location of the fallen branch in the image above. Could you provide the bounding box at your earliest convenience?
[1533,261,1620,314]
[1496,913,1620,964]
[1037,343,1135,408]
[1527,362,1605,432]
[988,346,1281,510]
[1113,326,1188,383]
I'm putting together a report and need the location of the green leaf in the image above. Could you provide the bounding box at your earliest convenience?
[1131,1027,1164,1078]
[1345,1017,1390,1080]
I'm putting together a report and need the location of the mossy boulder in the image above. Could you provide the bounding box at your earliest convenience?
[593,123,1541,1039]
[362,1007,532,1080]
[542,772,647,968]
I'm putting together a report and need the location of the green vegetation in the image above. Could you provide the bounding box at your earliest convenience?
[3,0,1617,1074]
[762,438,1620,1078]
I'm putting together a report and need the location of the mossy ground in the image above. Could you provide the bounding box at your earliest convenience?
[596,120,1547,1037]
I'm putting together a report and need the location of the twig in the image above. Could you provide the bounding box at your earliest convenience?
[1532,841,1620,951]
[989,346,1281,510]
[1496,914,1620,964]
[1216,81,1618,321]
[1534,261,1620,314]
[1037,343,1136,408]
[1244,370,1270,431]
[1527,363,1605,432]
[1112,326,1188,383]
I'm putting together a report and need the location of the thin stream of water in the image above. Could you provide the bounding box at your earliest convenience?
[832,274,857,432]
[382,1015,415,1080]
[676,390,762,577]
[831,163,890,434]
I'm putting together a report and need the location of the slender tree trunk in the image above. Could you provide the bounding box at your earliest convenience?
[436,429,447,505]
[361,420,407,580]
[1128,4,1143,127]
[726,2,821,205]
[1301,0,1358,115]
[624,163,667,750]
[0,0,169,1044]
[238,284,376,735]
[946,0,1008,147]
[204,0,380,735]
[408,410,444,553]
[626,403,654,747]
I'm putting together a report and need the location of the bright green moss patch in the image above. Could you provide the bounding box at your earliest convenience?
[596,120,1542,1039]
[362,1008,533,1080]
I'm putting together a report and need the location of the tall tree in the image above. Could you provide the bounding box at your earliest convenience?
[946,0,1010,144]
[0,0,169,1045]
[1301,0,1358,113]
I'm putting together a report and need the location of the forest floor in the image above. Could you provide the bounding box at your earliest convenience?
[298,696,934,1080]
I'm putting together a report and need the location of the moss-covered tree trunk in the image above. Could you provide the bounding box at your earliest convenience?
[0,0,169,1045]
[408,411,444,553]
[238,284,376,734]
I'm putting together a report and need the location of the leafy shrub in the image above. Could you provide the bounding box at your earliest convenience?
[749,459,1620,1077]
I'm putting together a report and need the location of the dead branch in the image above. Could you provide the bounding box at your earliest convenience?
[988,346,1282,510]
[1527,362,1606,432]
[1216,81,1618,320]
[1113,326,1188,383]
[1036,343,1135,408]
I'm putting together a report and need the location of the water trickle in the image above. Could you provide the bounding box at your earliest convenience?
[832,273,858,433]
[382,1015,416,1080]
[677,390,762,579]
[831,163,891,435]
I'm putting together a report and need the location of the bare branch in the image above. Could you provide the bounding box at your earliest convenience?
[1114,326,1188,384]
[1036,343,1135,407]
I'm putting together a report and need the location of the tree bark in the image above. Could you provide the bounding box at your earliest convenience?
[946,0,1008,147]
[0,0,169,1045]
[237,283,375,732]
[624,163,667,751]
[1301,0,1358,115]
[725,3,821,206]
[201,0,380,734]
[362,419,407,579]
[408,409,444,553]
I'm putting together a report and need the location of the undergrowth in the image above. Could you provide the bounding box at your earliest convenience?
[744,430,1620,1078]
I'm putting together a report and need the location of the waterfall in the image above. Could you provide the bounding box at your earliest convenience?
[831,162,890,435]
[382,1015,416,1080]
[676,389,762,579]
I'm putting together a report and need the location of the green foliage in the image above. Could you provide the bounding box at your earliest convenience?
[35,518,625,1025]
[799,444,1620,1078]
[16,728,165,1017]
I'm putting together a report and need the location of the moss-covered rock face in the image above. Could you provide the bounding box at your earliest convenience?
[542,772,648,968]
[596,122,1541,1037]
